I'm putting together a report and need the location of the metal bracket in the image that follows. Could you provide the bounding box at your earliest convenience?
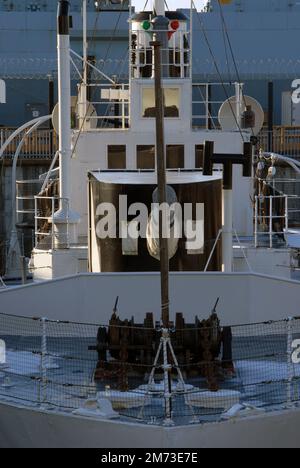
[203,140,252,190]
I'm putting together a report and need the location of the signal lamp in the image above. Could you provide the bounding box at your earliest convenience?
[142,20,151,31]
[170,20,180,31]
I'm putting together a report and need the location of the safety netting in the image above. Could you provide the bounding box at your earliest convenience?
[0,313,299,425]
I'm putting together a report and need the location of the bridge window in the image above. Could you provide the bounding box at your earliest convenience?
[137,145,155,169]
[167,145,184,169]
[142,88,180,118]
[107,145,126,169]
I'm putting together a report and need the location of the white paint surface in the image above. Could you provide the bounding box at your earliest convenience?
[0,400,300,448]
[0,272,299,326]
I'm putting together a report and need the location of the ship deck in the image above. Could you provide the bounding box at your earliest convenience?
[1,324,300,426]
[1,272,300,426]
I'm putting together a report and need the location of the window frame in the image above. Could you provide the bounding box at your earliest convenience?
[107,144,127,170]
[141,86,181,120]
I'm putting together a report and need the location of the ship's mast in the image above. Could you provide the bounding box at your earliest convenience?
[82,0,88,125]
[57,0,72,212]
[153,0,165,16]
[55,0,80,247]
[152,39,170,328]
[151,0,170,328]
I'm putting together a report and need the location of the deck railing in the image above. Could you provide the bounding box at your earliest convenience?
[0,127,58,158]
[0,313,299,425]
[1,124,300,159]
[34,196,70,250]
[258,126,300,159]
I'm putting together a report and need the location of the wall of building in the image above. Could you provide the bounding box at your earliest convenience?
[0,1,129,126]
[192,1,300,124]
[1,2,300,126]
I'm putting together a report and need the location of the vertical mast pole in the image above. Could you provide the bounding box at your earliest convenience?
[268,81,274,152]
[57,0,71,210]
[82,0,88,121]
[235,82,243,130]
[55,0,80,247]
[222,189,233,272]
[151,40,170,329]
[48,74,54,154]
[153,0,165,16]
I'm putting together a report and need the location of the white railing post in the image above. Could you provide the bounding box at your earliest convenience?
[269,196,273,248]
[287,317,294,407]
[34,196,38,248]
[180,32,184,79]
[205,83,209,130]
[122,84,125,130]
[40,317,48,406]
[162,329,173,427]
[285,195,289,232]
[67,197,70,248]
[51,197,55,251]
[254,196,258,248]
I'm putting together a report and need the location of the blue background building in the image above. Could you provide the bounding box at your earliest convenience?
[1,0,300,126]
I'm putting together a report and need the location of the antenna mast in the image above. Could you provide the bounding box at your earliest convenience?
[82,0,88,122]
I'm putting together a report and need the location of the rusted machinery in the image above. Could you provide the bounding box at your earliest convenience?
[92,298,233,392]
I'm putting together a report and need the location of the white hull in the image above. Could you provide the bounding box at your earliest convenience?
[0,400,300,448]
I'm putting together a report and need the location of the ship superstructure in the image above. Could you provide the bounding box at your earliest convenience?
[23,0,255,281]
[1,1,300,449]
[3,0,300,280]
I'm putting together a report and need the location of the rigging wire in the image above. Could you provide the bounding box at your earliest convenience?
[191,0,245,141]
[142,0,149,11]
[217,0,255,138]
[220,9,232,83]
[71,1,129,157]
[102,6,128,65]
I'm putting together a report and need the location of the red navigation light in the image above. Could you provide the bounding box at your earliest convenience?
[170,20,180,31]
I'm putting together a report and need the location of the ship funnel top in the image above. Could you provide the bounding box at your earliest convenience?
[57,0,70,35]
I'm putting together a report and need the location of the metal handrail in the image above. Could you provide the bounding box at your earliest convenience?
[76,83,130,130]
[16,179,43,222]
[34,196,70,250]
[254,194,289,248]
[131,29,191,80]
[258,127,300,158]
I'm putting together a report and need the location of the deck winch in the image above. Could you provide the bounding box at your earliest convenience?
[92,298,234,392]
